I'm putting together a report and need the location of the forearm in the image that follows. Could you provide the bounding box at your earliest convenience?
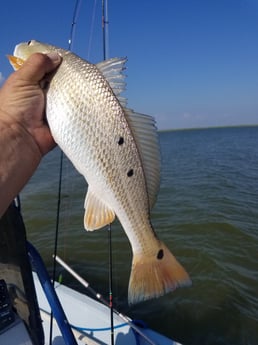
[0,118,41,216]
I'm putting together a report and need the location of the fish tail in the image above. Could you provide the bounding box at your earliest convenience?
[128,241,191,304]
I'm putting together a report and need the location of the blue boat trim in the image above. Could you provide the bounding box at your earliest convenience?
[73,322,128,332]
[27,242,78,345]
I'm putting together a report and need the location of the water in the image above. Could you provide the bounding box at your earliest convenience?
[20,126,258,345]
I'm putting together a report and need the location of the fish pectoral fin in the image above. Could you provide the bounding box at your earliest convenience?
[84,189,115,231]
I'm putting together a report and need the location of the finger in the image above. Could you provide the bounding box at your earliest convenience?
[17,52,62,83]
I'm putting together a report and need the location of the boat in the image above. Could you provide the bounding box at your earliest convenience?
[0,201,182,345]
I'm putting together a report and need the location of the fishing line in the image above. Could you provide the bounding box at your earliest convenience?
[87,0,98,60]
[49,1,82,344]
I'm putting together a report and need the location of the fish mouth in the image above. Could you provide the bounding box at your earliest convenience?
[7,55,25,70]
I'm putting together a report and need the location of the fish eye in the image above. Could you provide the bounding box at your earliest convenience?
[27,40,32,45]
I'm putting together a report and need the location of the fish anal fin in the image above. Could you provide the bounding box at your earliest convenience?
[128,242,191,304]
[84,190,115,231]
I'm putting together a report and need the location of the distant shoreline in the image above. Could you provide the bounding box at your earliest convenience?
[158,124,258,133]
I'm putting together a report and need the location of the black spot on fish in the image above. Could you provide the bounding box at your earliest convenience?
[118,137,124,145]
[157,249,164,260]
[127,169,134,177]
[27,40,32,45]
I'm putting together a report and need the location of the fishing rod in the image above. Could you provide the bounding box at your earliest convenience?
[68,0,82,51]
[53,2,124,345]
[101,1,115,344]
[53,254,158,345]
[52,0,82,294]
[50,1,82,344]
[107,222,114,345]
[102,0,109,60]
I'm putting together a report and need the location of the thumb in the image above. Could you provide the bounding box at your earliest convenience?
[18,52,62,83]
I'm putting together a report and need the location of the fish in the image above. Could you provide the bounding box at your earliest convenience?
[9,40,191,304]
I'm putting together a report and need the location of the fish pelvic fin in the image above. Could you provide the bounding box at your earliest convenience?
[84,189,115,231]
[128,241,191,305]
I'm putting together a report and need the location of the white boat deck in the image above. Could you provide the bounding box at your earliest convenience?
[33,272,180,345]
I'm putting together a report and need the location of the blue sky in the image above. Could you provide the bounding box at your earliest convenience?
[1,0,258,130]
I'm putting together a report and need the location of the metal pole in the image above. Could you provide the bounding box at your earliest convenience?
[53,254,157,345]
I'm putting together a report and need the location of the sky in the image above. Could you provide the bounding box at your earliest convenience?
[0,0,258,130]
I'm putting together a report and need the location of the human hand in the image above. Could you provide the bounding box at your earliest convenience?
[0,52,61,156]
[0,52,61,216]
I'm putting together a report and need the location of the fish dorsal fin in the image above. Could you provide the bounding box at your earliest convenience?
[97,58,127,107]
[84,188,115,231]
[97,58,160,208]
[125,108,161,209]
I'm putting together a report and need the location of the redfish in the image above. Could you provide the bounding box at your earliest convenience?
[9,40,191,304]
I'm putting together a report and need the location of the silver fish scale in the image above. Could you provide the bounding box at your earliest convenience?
[46,53,152,246]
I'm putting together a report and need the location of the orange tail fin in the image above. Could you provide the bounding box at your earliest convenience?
[128,241,191,304]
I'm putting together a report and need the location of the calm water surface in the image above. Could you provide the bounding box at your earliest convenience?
[21,126,258,345]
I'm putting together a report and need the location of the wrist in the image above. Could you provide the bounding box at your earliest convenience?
[0,113,42,163]
[0,117,42,216]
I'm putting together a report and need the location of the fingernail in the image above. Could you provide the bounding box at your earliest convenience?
[46,52,62,64]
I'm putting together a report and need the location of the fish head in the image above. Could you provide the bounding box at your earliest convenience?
[8,40,64,70]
